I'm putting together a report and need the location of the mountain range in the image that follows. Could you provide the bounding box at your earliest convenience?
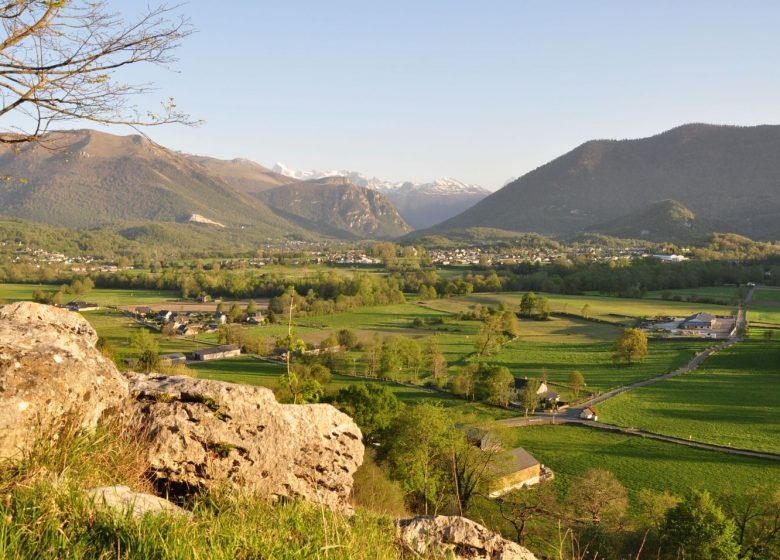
[0,130,416,241]
[272,164,491,229]
[3,124,780,246]
[427,124,780,241]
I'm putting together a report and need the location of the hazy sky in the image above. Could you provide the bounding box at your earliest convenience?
[105,0,780,190]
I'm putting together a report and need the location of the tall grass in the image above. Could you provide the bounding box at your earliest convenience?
[0,419,402,559]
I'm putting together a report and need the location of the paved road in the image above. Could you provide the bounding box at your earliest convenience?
[498,287,780,461]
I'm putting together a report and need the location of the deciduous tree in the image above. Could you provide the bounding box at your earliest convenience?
[662,490,740,560]
[613,328,648,364]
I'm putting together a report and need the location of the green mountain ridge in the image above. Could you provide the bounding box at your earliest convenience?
[0,130,305,237]
[586,199,722,243]
[428,124,780,240]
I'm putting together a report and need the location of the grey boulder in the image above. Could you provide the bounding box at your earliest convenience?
[130,374,364,512]
[397,515,538,560]
[0,302,129,460]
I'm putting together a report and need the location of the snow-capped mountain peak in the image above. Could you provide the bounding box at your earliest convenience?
[272,163,490,196]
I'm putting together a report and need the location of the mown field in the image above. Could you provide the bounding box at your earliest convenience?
[748,286,780,326]
[596,329,780,454]
[495,424,780,500]
[0,283,179,306]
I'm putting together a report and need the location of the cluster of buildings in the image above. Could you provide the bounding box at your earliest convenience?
[129,306,264,337]
[2,244,134,273]
[641,312,736,339]
[155,344,243,367]
[426,245,689,267]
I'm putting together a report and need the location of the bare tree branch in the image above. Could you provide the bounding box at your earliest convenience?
[0,0,197,143]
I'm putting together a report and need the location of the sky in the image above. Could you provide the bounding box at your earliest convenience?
[98,1,780,190]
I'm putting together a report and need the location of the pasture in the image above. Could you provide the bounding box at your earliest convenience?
[496,424,780,501]
[492,338,712,392]
[748,287,780,326]
[426,291,736,326]
[597,330,780,454]
[642,286,741,302]
[197,294,718,392]
[0,283,180,306]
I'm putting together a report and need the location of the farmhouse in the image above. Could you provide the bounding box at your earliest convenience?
[511,378,548,398]
[66,301,100,312]
[489,447,542,498]
[192,344,241,361]
[642,312,736,339]
[681,312,715,330]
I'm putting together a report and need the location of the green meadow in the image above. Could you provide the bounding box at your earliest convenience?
[642,286,741,301]
[597,330,780,454]
[192,294,718,393]
[0,283,180,306]
[748,287,780,326]
[496,424,780,500]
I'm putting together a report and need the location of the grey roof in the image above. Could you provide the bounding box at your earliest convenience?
[194,344,240,356]
[682,312,714,324]
[510,447,540,470]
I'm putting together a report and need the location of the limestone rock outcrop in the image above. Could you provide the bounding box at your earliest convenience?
[129,374,364,511]
[397,516,538,560]
[88,486,190,519]
[0,302,129,460]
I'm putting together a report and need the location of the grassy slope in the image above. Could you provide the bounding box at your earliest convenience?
[0,421,401,560]
[0,284,180,306]
[748,286,780,325]
[597,330,780,453]
[497,424,780,499]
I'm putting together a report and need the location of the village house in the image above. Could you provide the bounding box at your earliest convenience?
[511,378,549,402]
[466,428,502,452]
[245,312,265,325]
[580,406,598,421]
[193,344,241,361]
